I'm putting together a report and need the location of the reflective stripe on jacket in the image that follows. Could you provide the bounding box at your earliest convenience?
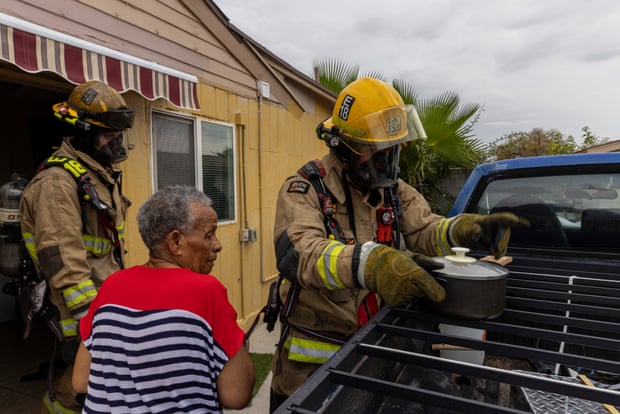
[24,231,125,262]
[284,334,341,364]
[43,392,81,414]
[316,240,348,290]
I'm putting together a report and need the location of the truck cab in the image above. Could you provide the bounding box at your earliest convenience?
[450,153,620,259]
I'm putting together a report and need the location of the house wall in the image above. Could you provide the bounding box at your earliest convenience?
[1,0,333,326]
[143,85,328,325]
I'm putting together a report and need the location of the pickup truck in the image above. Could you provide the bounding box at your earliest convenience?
[274,153,620,414]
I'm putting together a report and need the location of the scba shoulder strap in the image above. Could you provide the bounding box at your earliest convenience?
[298,159,347,243]
[39,156,123,264]
[38,156,109,212]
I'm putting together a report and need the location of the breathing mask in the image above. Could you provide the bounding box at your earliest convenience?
[95,131,128,164]
[346,145,401,193]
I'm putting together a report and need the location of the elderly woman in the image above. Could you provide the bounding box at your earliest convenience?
[72,186,255,413]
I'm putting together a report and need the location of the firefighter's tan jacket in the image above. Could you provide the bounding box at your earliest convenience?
[20,138,129,338]
[272,150,455,394]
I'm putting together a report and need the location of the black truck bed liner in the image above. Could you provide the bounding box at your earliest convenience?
[274,258,620,413]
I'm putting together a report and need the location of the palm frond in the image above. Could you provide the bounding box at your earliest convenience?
[313,58,359,94]
[413,91,484,169]
[392,79,420,106]
[359,70,386,81]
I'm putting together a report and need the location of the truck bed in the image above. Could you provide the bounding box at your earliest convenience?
[274,256,620,413]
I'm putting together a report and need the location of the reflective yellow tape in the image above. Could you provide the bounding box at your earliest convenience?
[43,391,81,414]
[285,335,341,364]
[82,234,113,255]
[60,318,78,338]
[22,232,39,263]
[317,240,346,290]
[436,217,456,256]
[62,279,97,310]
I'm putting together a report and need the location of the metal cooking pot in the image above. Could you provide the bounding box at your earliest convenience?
[426,247,509,320]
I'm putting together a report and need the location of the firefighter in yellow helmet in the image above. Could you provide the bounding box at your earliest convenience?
[19,80,135,414]
[269,78,527,411]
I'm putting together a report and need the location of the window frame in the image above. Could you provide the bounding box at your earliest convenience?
[151,109,237,225]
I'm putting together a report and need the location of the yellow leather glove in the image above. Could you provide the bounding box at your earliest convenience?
[450,213,529,258]
[360,243,445,306]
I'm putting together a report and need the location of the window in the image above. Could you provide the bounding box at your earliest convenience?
[201,121,235,221]
[475,173,620,252]
[153,114,195,188]
[152,112,236,222]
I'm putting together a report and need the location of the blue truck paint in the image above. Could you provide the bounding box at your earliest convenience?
[450,153,620,217]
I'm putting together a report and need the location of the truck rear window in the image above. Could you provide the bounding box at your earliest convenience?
[474,173,620,252]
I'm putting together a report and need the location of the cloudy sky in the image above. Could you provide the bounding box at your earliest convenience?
[213,0,619,145]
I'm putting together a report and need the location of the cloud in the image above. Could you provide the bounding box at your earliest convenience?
[214,0,620,144]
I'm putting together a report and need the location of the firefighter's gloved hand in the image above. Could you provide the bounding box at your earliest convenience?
[410,253,445,273]
[358,242,445,306]
[450,213,529,258]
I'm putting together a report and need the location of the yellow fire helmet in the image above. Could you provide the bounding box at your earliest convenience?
[320,77,426,155]
[53,80,135,131]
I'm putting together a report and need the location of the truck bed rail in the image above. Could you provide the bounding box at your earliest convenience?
[274,261,620,413]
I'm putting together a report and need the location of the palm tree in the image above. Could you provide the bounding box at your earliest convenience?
[314,58,386,91]
[393,81,485,184]
[314,59,486,212]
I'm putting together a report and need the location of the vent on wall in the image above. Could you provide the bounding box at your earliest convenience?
[257,80,270,99]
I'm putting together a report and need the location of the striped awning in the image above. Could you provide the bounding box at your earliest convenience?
[0,13,199,110]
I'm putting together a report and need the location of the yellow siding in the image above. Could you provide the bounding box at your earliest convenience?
[2,0,334,329]
[120,93,151,268]
[121,84,329,328]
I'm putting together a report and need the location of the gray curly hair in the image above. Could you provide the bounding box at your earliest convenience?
[137,185,212,254]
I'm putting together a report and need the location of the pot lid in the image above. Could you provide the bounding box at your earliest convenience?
[432,247,509,280]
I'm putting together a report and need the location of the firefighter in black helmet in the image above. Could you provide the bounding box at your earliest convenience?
[20,80,134,414]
